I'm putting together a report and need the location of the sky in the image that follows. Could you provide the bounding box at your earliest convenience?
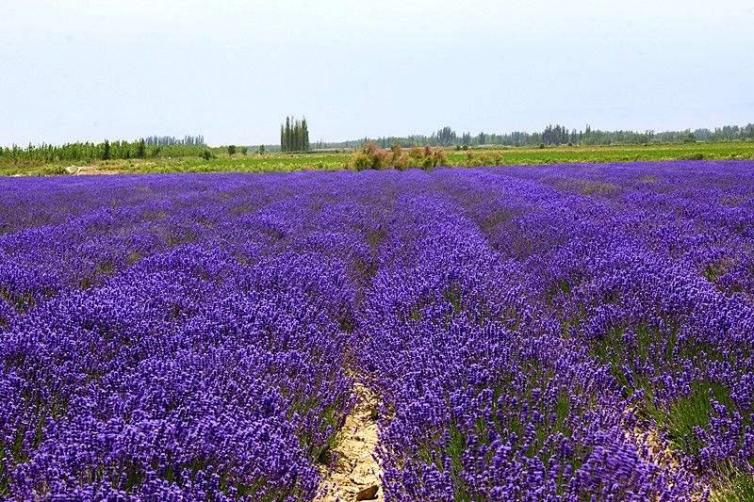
[1,0,753,146]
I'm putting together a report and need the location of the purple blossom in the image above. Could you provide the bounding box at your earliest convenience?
[1,161,753,499]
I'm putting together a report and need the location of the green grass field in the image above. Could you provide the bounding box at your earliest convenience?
[3,141,754,176]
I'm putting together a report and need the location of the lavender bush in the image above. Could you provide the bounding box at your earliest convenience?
[1,161,752,500]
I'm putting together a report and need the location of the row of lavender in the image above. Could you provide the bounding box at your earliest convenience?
[0,173,390,499]
[358,163,754,499]
[1,161,753,499]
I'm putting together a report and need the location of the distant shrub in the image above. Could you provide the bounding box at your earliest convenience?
[258,145,266,155]
[227,145,237,156]
[465,152,502,167]
[435,149,447,167]
[408,146,424,162]
[393,154,409,170]
[351,151,371,171]
[390,143,402,160]
[421,146,447,170]
[391,144,408,170]
[539,143,545,149]
[201,150,214,161]
[422,146,434,169]
[367,142,389,169]
[350,142,445,170]
[351,142,387,170]
[240,146,248,156]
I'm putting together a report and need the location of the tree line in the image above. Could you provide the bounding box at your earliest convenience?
[320,123,754,149]
[280,117,310,152]
[0,136,207,165]
[144,135,205,146]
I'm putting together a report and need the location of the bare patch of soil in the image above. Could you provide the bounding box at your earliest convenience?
[623,407,708,500]
[316,381,383,502]
[70,165,121,175]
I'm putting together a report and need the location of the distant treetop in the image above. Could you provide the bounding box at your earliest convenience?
[314,123,754,149]
[144,135,205,146]
[280,117,310,152]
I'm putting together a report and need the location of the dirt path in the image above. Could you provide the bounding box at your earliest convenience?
[622,405,684,471]
[315,381,383,502]
[67,165,121,175]
[622,407,711,499]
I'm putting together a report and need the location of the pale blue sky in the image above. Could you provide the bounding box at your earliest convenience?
[1,0,753,146]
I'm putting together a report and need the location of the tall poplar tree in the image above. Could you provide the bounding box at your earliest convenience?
[279,116,311,152]
[285,117,291,152]
[302,118,309,151]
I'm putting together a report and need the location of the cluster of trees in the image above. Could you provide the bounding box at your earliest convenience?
[1,134,264,168]
[144,135,205,146]
[0,136,208,165]
[226,145,250,156]
[280,117,310,152]
[321,123,754,149]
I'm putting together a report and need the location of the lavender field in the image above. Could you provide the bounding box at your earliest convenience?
[1,161,753,500]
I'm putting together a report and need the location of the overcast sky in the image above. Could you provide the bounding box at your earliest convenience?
[1,0,753,146]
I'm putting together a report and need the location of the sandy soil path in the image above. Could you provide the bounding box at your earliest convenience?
[315,381,383,501]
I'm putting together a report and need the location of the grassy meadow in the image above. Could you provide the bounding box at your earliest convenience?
[2,141,754,176]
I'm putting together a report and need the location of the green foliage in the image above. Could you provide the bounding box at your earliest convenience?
[0,136,206,170]
[280,116,310,152]
[227,145,237,156]
[463,151,504,167]
[352,142,388,170]
[711,470,754,502]
[587,321,739,468]
[445,423,470,501]
[684,153,705,161]
[4,141,754,177]
[327,123,754,149]
[391,143,402,163]
[136,139,146,159]
[650,382,732,456]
